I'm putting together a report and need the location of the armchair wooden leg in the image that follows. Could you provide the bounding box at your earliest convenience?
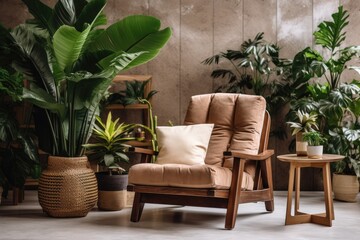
[225,199,239,230]
[262,157,274,212]
[131,193,145,222]
[225,158,245,230]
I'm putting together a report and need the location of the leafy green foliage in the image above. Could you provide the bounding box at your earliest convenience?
[286,110,319,135]
[302,131,326,146]
[105,80,158,106]
[0,68,23,102]
[0,68,40,197]
[83,112,137,173]
[203,32,289,96]
[0,0,171,157]
[288,6,360,176]
[314,6,349,52]
[291,6,360,90]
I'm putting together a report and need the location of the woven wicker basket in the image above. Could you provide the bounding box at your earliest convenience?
[38,156,98,217]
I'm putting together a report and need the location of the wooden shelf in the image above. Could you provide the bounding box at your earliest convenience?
[106,104,148,110]
[127,140,152,147]
[113,75,152,82]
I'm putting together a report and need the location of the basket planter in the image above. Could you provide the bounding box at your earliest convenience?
[38,156,98,217]
[296,132,307,156]
[332,173,359,202]
[96,172,128,211]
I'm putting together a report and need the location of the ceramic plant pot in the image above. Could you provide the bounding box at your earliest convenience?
[307,145,323,159]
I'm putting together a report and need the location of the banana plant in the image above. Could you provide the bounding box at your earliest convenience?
[0,0,171,157]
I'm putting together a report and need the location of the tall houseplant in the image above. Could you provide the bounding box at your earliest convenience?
[0,0,171,215]
[288,6,360,201]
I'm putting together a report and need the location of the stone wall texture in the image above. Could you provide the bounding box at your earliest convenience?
[1,0,358,190]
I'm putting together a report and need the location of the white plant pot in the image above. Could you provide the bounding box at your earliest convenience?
[307,145,323,159]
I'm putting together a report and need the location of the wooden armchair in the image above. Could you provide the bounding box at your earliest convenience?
[127,93,274,230]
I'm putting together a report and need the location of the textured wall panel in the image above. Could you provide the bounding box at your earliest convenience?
[244,0,276,42]
[149,0,181,125]
[277,0,313,58]
[180,0,214,120]
[212,0,243,92]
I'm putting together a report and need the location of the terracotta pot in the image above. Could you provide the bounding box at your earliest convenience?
[307,145,323,159]
[296,132,307,156]
[96,172,128,211]
[38,156,98,217]
[332,173,359,202]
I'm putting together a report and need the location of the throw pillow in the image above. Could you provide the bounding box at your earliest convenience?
[156,124,214,165]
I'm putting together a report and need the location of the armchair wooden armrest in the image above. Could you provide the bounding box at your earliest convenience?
[223,149,274,161]
[128,147,158,164]
[129,147,158,156]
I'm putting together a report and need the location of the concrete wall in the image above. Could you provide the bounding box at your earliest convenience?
[1,0,358,190]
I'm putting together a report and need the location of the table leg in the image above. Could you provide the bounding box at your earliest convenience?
[285,163,295,225]
[309,163,332,226]
[295,167,301,214]
[323,163,334,221]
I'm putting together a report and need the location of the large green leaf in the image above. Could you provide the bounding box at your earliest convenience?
[50,0,76,33]
[75,0,107,31]
[22,0,54,34]
[73,51,145,109]
[90,15,172,70]
[53,25,91,72]
[22,87,65,117]
[11,25,57,98]
[314,6,349,52]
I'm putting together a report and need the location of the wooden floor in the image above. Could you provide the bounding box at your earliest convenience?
[0,191,359,240]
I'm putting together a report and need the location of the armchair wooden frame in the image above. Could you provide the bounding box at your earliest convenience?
[127,111,274,230]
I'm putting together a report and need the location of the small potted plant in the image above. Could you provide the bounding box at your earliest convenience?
[302,131,326,159]
[83,112,144,210]
[287,110,319,156]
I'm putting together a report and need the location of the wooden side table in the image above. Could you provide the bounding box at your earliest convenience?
[277,154,344,227]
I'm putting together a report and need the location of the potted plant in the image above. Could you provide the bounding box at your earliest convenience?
[286,110,319,156]
[0,0,171,216]
[0,68,41,201]
[302,131,326,159]
[104,80,158,106]
[288,6,360,201]
[83,112,141,210]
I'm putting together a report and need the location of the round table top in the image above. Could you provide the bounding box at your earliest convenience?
[277,154,344,163]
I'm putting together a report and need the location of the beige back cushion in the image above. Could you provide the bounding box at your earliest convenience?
[184,93,266,169]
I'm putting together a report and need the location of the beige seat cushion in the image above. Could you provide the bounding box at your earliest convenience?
[128,163,254,190]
